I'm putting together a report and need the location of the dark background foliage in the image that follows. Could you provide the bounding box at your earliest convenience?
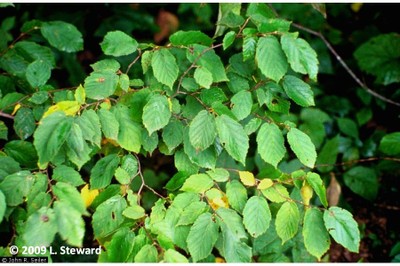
[1,3,399,262]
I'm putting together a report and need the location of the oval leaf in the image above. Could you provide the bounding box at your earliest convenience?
[287,127,317,168]
[282,75,315,107]
[243,196,271,237]
[41,21,83,52]
[189,110,216,151]
[323,207,360,253]
[187,212,219,262]
[257,123,286,168]
[216,114,249,165]
[142,94,171,135]
[151,48,179,89]
[256,36,288,82]
[101,30,138,57]
[275,201,300,244]
[303,208,330,260]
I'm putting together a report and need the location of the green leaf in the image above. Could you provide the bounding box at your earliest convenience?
[303,208,330,260]
[170,30,213,46]
[92,195,127,239]
[316,135,339,173]
[282,75,315,107]
[180,173,213,194]
[0,121,8,140]
[258,18,292,33]
[206,168,229,182]
[14,107,35,140]
[142,94,171,135]
[231,90,252,121]
[91,59,120,72]
[74,84,85,104]
[151,48,179,89]
[306,172,328,207]
[53,182,86,215]
[261,183,289,203]
[162,120,184,151]
[4,140,38,168]
[119,73,130,92]
[243,29,258,61]
[343,166,378,201]
[90,154,120,189]
[287,128,317,168]
[186,44,228,83]
[54,201,85,247]
[98,108,119,141]
[66,123,91,169]
[104,227,136,262]
[223,31,236,50]
[112,104,142,153]
[337,118,359,139]
[0,191,5,223]
[84,70,119,100]
[281,34,319,81]
[134,244,158,262]
[379,132,400,155]
[275,201,300,244]
[41,21,83,52]
[256,36,288,82]
[194,66,213,89]
[123,205,146,220]
[26,60,51,87]
[187,212,219,262]
[75,109,102,147]
[215,3,242,37]
[22,207,58,246]
[200,87,228,106]
[354,33,400,85]
[0,156,21,181]
[52,165,85,187]
[226,180,247,213]
[189,110,216,151]
[243,196,271,237]
[177,201,208,226]
[257,123,286,168]
[216,114,249,165]
[323,207,360,253]
[217,208,252,262]
[246,3,276,25]
[100,30,138,57]
[164,249,189,263]
[0,171,34,206]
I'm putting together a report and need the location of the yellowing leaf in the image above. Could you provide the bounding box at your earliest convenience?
[11,103,21,116]
[301,182,313,206]
[206,188,229,210]
[167,97,173,112]
[351,3,363,12]
[257,178,274,190]
[215,257,226,263]
[80,184,99,208]
[74,84,86,104]
[43,101,81,118]
[239,171,256,186]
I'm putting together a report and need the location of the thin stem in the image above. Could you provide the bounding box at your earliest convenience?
[173,43,223,97]
[125,49,142,75]
[291,22,400,107]
[0,111,14,119]
[315,156,400,168]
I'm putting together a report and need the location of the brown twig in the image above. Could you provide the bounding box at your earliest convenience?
[291,22,400,107]
[315,156,400,168]
[0,111,14,120]
[173,43,223,97]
